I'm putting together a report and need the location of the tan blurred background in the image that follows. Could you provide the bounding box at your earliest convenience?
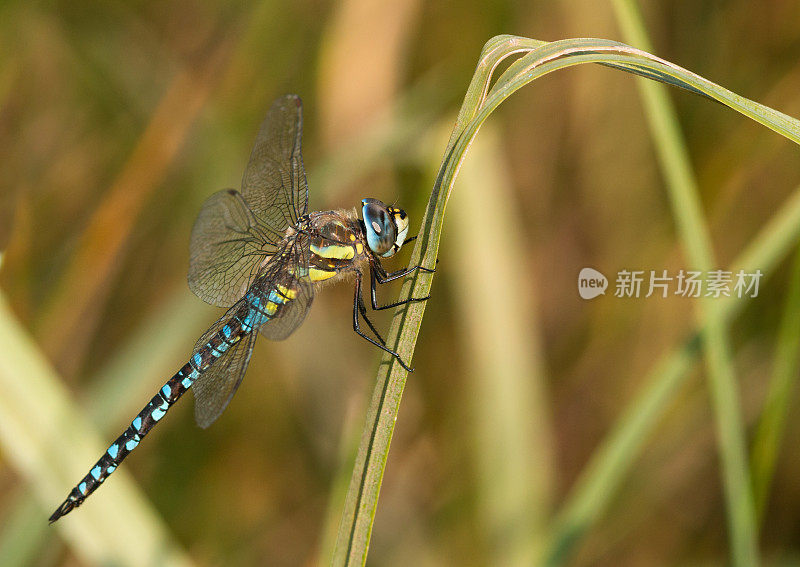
[2,1,800,565]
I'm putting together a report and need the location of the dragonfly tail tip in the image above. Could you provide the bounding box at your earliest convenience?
[48,498,76,524]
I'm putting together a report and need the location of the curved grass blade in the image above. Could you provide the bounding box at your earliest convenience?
[332,35,800,566]
[331,35,540,566]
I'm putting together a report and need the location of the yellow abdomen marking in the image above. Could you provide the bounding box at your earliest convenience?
[276,284,298,300]
[310,242,355,260]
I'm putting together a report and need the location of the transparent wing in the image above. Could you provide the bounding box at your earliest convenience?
[241,94,309,234]
[257,233,314,341]
[191,234,313,428]
[188,95,308,307]
[192,308,259,429]
[188,189,278,307]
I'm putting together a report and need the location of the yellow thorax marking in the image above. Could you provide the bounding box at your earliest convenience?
[310,242,355,260]
[309,267,337,281]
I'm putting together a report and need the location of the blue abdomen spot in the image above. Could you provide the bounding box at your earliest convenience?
[126,438,139,451]
[209,340,230,357]
[78,481,87,494]
[242,312,256,331]
[90,466,102,480]
[192,353,202,367]
[132,417,142,431]
[107,444,119,459]
[222,325,232,339]
[182,377,193,389]
[161,384,171,399]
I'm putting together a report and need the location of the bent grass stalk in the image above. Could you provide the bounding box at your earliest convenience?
[331,35,800,566]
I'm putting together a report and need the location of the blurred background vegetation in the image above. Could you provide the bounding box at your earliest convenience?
[2,1,800,566]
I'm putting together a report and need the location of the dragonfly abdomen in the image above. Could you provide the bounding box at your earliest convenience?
[49,323,247,522]
[243,284,299,328]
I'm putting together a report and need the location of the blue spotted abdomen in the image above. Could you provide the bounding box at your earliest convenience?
[48,320,247,522]
[48,282,302,522]
[242,284,298,331]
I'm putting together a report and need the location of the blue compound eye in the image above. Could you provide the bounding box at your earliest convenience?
[362,198,398,257]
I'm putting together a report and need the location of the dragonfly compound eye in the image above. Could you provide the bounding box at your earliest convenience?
[362,198,398,257]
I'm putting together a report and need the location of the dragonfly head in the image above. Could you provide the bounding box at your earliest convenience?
[362,198,409,258]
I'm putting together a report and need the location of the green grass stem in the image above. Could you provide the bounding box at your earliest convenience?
[750,245,800,522]
[331,35,800,566]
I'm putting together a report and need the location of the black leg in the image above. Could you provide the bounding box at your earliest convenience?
[357,288,386,346]
[374,262,435,284]
[352,272,413,372]
[370,264,433,311]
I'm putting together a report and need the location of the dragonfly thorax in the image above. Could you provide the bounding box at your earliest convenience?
[361,198,409,258]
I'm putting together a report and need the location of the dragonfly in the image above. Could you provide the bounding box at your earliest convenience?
[49,94,433,522]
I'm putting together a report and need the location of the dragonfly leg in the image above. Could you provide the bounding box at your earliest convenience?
[357,286,386,346]
[374,261,436,284]
[370,264,433,311]
[353,272,413,372]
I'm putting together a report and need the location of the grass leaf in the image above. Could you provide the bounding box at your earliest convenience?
[332,35,800,566]
[0,291,194,566]
[750,245,800,521]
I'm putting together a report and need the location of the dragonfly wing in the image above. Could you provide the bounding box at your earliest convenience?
[240,94,309,233]
[191,234,312,428]
[188,188,278,307]
[192,307,259,429]
[189,95,307,307]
